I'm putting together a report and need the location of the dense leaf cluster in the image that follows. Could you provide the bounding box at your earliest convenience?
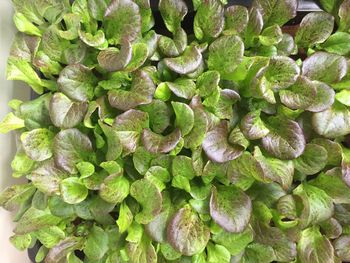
[1,0,350,262]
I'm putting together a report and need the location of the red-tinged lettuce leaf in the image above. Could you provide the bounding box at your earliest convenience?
[99,121,123,161]
[83,225,109,260]
[166,78,196,99]
[252,0,298,27]
[279,76,317,110]
[208,35,244,79]
[310,167,350,204]
[139,100,171,134]
[14,207,62,235]
[306,81,335,113]
[49,92,88,129]
[202,121,244,163]
[319,217,342,239]
[293,143,328,176]
[184,96,208,149]
[171,102,194,136]
[223,5,249,35]
[29,160,68,196]
[9,33,40,61]
[163,45,202,75]
[242,243,276,263]
[210,185,252,233]
[297,226,334,263]
[145,192,173,242]
[212,225,254,256]
[124,43,149,72]
[259,56,300,91]
[302,52,348,84]
[339,0,350,32]
[334,235,350,261]
[88,0,111,21]
[108,70,155,111]
[141,128,181,154]
[60,177,88,204]
[245,7,263,47]
[276,33,297,56]
[130,178,162,224]
[97,41,132,72]
[58,64,97,102]
[167,206,210,256]
[44,237,84,263]
[295,12,334,48]
[293,183,334,228]
[127,236,157,263]
[158,0,187,33]
[99,172,129,204]
[158,28,187,58]
[196,70,220,98]
[214,89,240,120]
[312,102,350,138]
[261,117,306,160]
[53,128,93,174]
[342,147,350,187]
[240,110,270,140]
[0,184,36,211]
[311,138,342,166]
[253,147,294,190]
[104,0,141,45]
[21,128,54,162]
[259,24,283,46]
[113,109,149,133]
[194,0,224,41]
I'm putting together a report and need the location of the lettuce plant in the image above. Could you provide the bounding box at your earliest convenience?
[2,0,350,262]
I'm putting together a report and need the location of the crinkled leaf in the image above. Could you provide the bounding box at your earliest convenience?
[167,78,196,99]
[202,121,244,163]
[240,110,269,140]
[54,128,93,174]
[14,207,62,235]
[0,112,25,134]
[297,226,334,263]
[50,92,88,129]
[104,0,141,45]
[83,225,109,260]
[259,25,283,46]
[0,184,36,211]
[261,116,306,160]
[194,0,224,41]
[58,64,97,102]
[142,128,181,154]
[167,206,210,256]
[224,5,248,35]
[253,0,297,27]
[312,102,350,138]
[210,185,251,233]
[208,35,244,79]
[164,46,202,75]
[45,237,84,263]
[21,128,54,161]
[159,0,187,33]
[339,0,350,32]
[310,168,350,204]
[302,52,347,84]
[295,12,334,48]
[294,143,328,176]
[125,43,148,72]
[172,102,194,136]
[99,173,129,204]
[293,183,334,228]
[334,235,350,261]
[108,70,155,111]
[97,42,132,72]
[130,178,162,224]
[306,81,335,112]
[127,236,157,263]
[60,177,88,204]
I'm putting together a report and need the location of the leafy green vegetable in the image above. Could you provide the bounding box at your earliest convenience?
[2,1,350,262]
